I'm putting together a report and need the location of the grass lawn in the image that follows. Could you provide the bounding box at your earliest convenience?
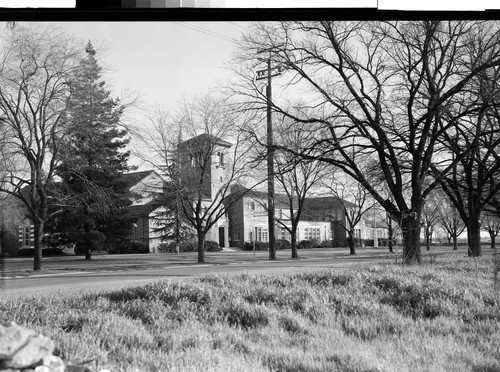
[1,254,499,372]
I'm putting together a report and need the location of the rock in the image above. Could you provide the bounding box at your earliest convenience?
[0,323,92,372]
[0,322,36,359]
[0,322,54,370]
[5,334,54,369]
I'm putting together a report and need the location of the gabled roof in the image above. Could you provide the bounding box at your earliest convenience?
[303,196,354,210]
[180,133,232,148]
[241,189,300,209]
[120,170,158,190]
[230,186,348,210]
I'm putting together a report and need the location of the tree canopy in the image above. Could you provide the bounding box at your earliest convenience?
[233,21,500,263]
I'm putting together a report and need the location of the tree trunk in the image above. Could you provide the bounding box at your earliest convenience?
[291,228,298,259]
[490,233,496,249]
[388,219,394,253]
[85,242,92,261]
[452,234,458,251]
[175,207,180,254]
[83,227,92,260]
[401,214,421,264]
[33,221,44,271]
[347,232,356,255]
[197,231,205,263]
[467,215,482,257]
[425,227,431,251]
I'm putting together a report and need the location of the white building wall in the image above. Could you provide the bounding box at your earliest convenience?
[240,195,332,244]
[296,221,331,243]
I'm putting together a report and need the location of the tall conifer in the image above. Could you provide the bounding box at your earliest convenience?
[54,41,134,258]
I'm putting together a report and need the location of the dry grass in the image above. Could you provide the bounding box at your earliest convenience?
[1,254,499,372]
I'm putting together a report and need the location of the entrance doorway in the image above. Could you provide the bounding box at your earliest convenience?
[218,227,225,248]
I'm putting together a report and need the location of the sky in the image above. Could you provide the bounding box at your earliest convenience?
[54,22,250,168]
[59,22,247,112]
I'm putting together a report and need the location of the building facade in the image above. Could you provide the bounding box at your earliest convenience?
[227,188,349,249]
[0,170,168,255]
[0,192,33,255]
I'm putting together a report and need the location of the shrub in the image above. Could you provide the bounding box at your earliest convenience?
[321,240,334,248]
[312,239,322,248]
[276,239,291,250]
[243,240,290,250]
[158,242,170,253]
[345,238,371,247]
[109,241,149,254]
[157,240,221,253]
[243,241,269,251]
[298,240,313,249]
[364,239,375,247]
[158,240,198,253]
[205,240,222,252]
[126,242,150,254]
[17,247,66,256]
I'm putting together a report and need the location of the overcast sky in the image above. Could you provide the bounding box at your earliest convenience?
[60,22,247,111]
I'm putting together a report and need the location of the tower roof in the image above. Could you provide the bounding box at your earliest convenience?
[181,133,232,148]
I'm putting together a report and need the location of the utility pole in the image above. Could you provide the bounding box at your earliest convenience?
[256,48,282,261]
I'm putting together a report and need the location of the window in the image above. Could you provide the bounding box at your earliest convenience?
[218,152,225,166]
[234,232,240,241]
[304,227,320,241]
[256,227,268,242]
[18,225,34,248]
[249,231,253,241]
[354,229,361,239]
[280,228,290,241]
[249,202,255,210]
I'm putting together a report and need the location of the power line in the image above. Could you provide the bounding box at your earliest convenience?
[173,22,240,45]
[228,22,248,32]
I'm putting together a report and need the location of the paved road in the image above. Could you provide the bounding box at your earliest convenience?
[0,247,466,298]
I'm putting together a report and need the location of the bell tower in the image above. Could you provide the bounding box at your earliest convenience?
[178,133,232,247]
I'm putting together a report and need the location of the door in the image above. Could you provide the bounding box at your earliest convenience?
[218,227,225,248]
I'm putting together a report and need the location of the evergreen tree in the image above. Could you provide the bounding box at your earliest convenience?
[54,41,134,259]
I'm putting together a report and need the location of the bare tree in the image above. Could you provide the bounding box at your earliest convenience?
[271,118,326,258]
[421,191,444,251]
[382,210,401,253]
[232,21,500,264]
[0,25,80,270]
[322,173,374,255]
[481,214,500,249]
[438,199,466,251]
[135,95,261,263]
[434,63,500,257]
